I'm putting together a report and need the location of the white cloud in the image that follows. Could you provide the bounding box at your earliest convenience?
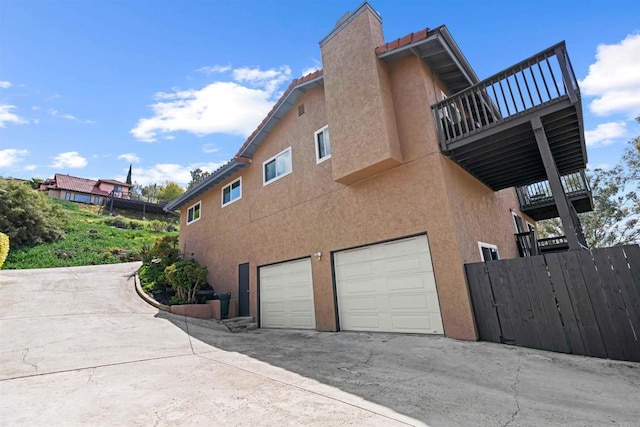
[48,108,94,124]
[131,65,293,142]
[121,161,226,186]
[0,105,28,127]
[49,109,76,120]
[118,153,140,163]
[197,64,231,75]
[301,59,322,76]
[24,164,37,171]
[579,33,640,117]
[0,149,29,168]
[585,121,628,147]
[51,151,88,168]
[0,81,12,89]
[202,143,219,153]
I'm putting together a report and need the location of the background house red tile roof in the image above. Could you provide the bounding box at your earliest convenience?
[50,174,109,196]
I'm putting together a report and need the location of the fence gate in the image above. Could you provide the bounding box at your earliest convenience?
[465,245,640,362]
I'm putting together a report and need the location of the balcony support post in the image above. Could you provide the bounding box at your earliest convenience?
[531,116,582,251]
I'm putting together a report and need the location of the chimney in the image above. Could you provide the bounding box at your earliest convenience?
[320,2,402,185]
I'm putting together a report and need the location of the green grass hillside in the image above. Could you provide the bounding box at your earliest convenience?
[3,199,179,269]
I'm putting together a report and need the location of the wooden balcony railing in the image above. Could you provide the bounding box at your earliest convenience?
[432,42,579,149]
[516,170,590,208]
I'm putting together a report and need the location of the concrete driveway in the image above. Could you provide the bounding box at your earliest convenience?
[0,263,638,426]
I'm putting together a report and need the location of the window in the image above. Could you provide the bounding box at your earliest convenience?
[65,192,71,200]
[222,177,242,207]
[263,147,292,185]
[511,211,524,233]
[73,194,91,203]
[113,185,122,193]
[478,242,500,262]
[94,196,100,204]
[314,126,331,163]
[187,201,201,225]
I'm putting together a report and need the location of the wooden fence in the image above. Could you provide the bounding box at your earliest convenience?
[465,245,640,362]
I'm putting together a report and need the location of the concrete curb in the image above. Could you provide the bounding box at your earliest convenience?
[134,270,171,312]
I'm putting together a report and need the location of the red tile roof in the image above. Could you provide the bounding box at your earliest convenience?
[233,69,323,159]
[50,174,109,196]
[375,27,431,56]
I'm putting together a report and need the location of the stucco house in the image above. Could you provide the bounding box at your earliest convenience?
[165,3,590,340]
[40,174,131,205]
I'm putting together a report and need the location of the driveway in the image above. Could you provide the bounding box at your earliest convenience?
[0,263,638,426]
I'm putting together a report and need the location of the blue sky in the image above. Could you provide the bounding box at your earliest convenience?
[1,0,639,186]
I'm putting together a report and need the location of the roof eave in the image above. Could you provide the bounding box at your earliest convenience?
[163,159,250,212]
[235,74,324,159]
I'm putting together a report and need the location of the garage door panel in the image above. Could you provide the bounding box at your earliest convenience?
[384,254,424,274]
[386,274,431,292]
[391,315,433,331]
[341,315,381,329]
[259,258,315,330]
[335,235,444,335]
[340,295,379,311]
[388,294,429,310]
[338,278,376,294]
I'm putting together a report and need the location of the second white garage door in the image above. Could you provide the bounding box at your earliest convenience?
[259,258,316,329]
[334,235,444,334]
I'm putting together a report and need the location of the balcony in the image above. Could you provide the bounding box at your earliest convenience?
[516,170,593,220]
[431,42,587,191]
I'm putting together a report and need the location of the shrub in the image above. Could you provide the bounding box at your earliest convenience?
[148,219,165,232]
[0,180,68,248]
[164,260,207,304]
[150,235,179,268]
[128,220,144,230]
[103,215,129,229]
[0,232,9,268]
[139,264,168,295]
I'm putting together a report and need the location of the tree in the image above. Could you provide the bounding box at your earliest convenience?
[187,168,210,190]
[0,180,68,248]
[538,133,639,247]
[158,182,185,203]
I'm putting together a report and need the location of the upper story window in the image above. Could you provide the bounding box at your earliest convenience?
[113,185,122,193]
[222,177,242,207]
[263,147,292,185]
[315,126,331,163]
[187,201,201,225]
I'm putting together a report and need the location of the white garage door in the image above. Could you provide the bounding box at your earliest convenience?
[259,258,316,329]
[334,235,444,334]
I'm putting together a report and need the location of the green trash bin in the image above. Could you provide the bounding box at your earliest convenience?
[219,292,231,319]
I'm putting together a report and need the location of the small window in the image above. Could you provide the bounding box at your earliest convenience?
[222,177,242,207]
[113,185,122,193]
[65,192,71,200]
[263,147,292,185]
[314,126,331,163]
[187,201,201,225]
[94,196,100,204]
[478,242,499,262]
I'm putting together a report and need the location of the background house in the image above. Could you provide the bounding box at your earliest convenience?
[165,2,590,341]
[40,174,131,205]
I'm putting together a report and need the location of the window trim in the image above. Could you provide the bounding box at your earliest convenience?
[221,177,242,207]
[263,147,292,186]
[186,200,202,225]
[314,125,331,164]
[478,241,500,262]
